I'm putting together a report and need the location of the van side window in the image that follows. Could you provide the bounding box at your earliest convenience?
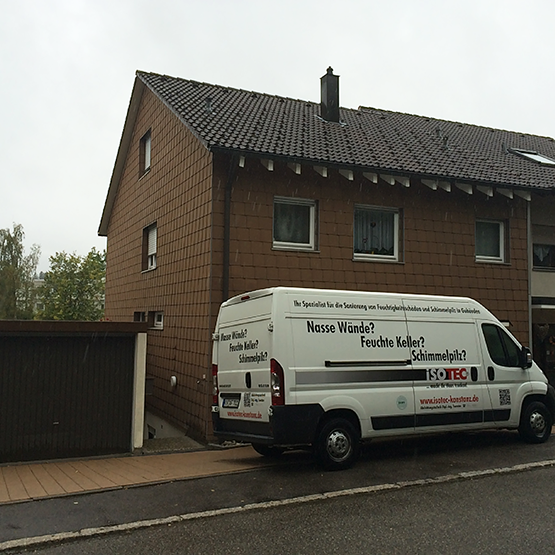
[481,324,520,367]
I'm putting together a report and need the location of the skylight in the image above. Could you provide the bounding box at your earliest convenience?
[510,148,555,167]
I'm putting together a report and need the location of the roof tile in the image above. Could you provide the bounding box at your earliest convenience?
[138,71,555,190]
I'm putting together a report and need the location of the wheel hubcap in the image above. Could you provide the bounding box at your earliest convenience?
[530,411,546,435]
[326,430,351,462]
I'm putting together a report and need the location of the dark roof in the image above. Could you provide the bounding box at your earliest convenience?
[138,70,555,191]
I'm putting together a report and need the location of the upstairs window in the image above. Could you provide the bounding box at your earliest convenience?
[142,223,157,271]
[273,197,317,251]
[139,130,151,176]
[533,244,555,269]
[476,220,505,262]
[354,206,400,261]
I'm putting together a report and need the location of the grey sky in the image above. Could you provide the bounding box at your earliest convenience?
[2,0,554,271]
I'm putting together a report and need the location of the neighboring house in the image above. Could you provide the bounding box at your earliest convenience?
[99,68,555,441]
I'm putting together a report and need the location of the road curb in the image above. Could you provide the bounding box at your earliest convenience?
[2,458,554,552]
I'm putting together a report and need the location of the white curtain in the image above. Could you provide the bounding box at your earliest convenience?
[354,209,394,255]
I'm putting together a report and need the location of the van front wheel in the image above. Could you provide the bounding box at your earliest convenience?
[315,418,360,471]
[518,401,553,444]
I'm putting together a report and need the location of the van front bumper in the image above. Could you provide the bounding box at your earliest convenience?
[212,404,324,446]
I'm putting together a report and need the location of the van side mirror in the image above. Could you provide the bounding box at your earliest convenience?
[520,347,533,369]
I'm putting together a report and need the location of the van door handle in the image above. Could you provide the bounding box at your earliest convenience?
[487,366,495,381]
[245,372,252,389]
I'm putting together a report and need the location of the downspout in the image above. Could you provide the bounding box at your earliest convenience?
[223,154,238,301]
[527,199,533,352]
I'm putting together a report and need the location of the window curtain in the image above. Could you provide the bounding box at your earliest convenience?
[533,244,555,268]
[354,209,394,255]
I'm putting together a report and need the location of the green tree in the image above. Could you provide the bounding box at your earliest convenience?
[0,223,40,319]
[38,248,106,321]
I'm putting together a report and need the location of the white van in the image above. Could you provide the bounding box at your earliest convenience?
[211,287,555,470]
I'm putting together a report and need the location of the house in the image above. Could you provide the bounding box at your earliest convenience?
[99,68,555,442]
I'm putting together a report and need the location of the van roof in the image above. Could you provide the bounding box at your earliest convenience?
[223,286,485,308]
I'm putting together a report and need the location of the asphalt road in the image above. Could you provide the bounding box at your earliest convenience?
[3,429,555,553]
[16,465,555,555]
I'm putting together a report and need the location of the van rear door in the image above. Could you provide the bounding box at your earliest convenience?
[214,292,273,424]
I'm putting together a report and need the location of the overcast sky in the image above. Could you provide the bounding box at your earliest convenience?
[2,0,555,271]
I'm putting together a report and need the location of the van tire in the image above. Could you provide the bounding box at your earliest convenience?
[315,418,360,471]
[251,444,284,458]
[518,400,553,444]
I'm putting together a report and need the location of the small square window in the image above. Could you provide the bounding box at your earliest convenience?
[139,130,151,176]
[273,197,317,251]
[354,206,400,260]
[133,311,146,322]
[533,244,555,269]
[476,220,505,262]
[148,311,164,329]
[142,223,157,271]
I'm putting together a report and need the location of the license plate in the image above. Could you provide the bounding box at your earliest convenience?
[222,397,240,409]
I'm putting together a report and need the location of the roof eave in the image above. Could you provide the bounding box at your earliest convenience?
[98,76,146,237]
[208,146,552,192]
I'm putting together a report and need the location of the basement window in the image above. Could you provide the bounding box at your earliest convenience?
[149,311,164,330]
[133,311,146,322]
[509,148,555,167]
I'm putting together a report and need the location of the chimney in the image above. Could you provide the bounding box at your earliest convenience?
[320,67,340,123]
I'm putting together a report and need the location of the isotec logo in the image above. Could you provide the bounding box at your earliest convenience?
[427,368,468,381]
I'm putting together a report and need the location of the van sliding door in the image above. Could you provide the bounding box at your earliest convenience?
[288,293,416,436]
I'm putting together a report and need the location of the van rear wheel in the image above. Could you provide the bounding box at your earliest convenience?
[251,443,284,458]
[315,417,360,471]
[518,401,553,444]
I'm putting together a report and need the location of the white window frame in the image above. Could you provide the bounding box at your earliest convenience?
[476,220,505,263]
[273,197,317,251]
[140,130,151,175]
[152,311,164,329]
[143,223,157,271]
[133,311,146,322]
[147,225,157,269]
[353,205,400,261]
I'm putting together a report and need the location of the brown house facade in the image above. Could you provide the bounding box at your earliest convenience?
[100,69,555,441]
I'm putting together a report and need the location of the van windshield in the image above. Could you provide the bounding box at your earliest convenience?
[482,324,520,367]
